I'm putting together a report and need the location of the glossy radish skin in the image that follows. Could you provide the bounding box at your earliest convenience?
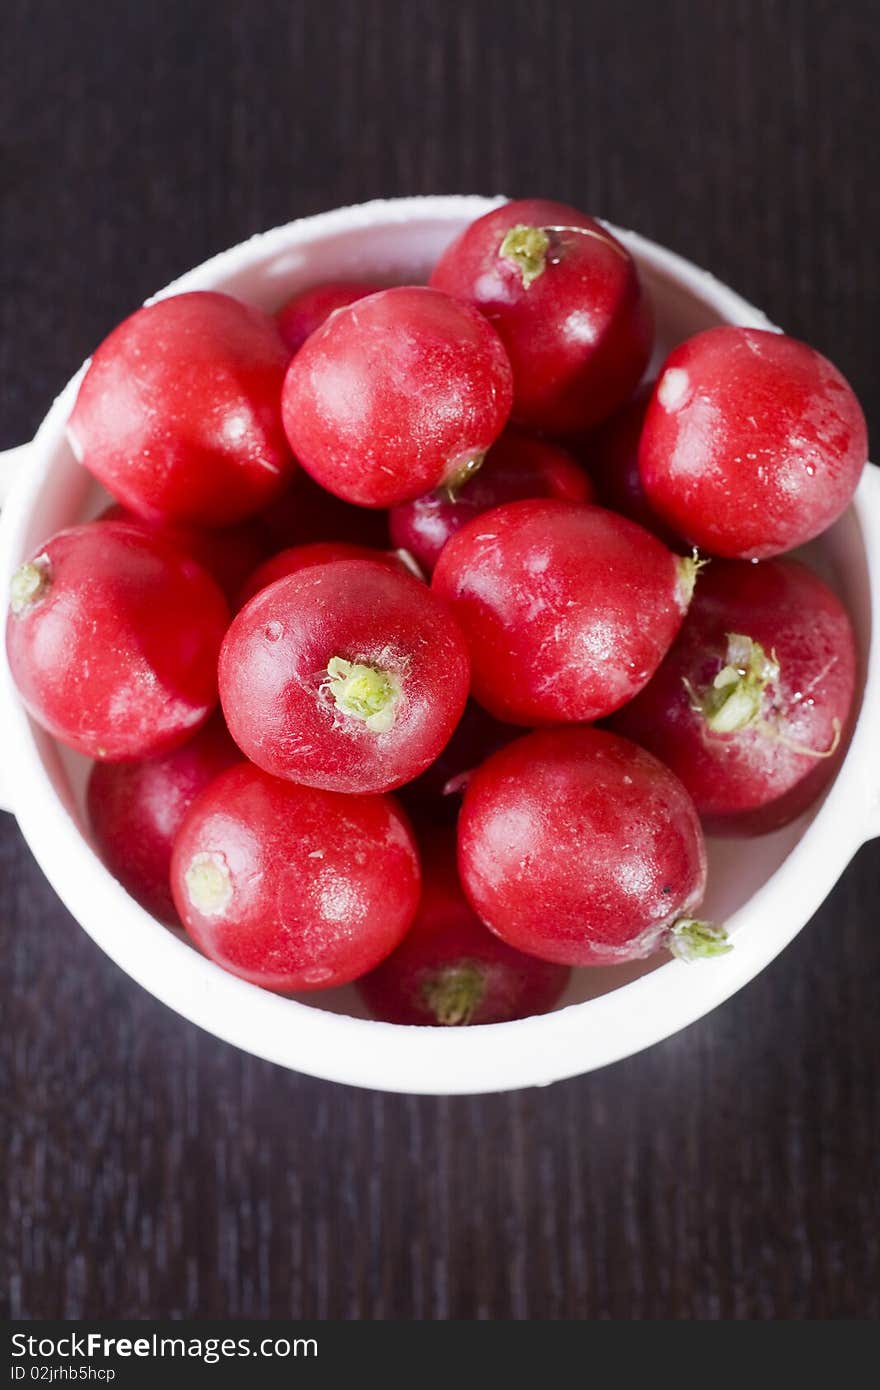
[399,701,518,826]
[220,559,470,794]
[389,428,594,573]
[87,716,241,923]
[276,279,378,354]
[6,522,229,760]
[639,328,868,559]
[610,558,857,835]
[432,498,697,725]
[430,198,652,435]
[68,291,294,527]
[583,385,680,546]
[281,286,514,507]
[236,540,412,610]
[171,764,420,992]
[358,834,569,1025]
[458,728,715,967]
[260,468,390,550]
[99,503,269,604]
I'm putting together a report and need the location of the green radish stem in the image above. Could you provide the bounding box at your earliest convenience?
[441,451,486,500]
[185,853,233,916]
[326,657,400,733]
[676,551,709,609]
[668,919,732,962]
[420,962,486,1025]
[499,225,550,288]
[686,632,779,734]
[10,556,51,616]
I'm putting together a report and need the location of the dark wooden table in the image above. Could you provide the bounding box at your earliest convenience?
[2,0,878,1321]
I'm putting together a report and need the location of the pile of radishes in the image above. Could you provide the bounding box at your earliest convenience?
[5,198,868,1027]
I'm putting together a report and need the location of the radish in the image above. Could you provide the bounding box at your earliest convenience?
[430,198,652,435]
[639,327,867,558]
[220,559,469,795]
[359,833,569,1025]
[172,764,420,991]
[610,557,857,834]
[432,498,698,725]
[458,727,725,967]
[281,286,513,507]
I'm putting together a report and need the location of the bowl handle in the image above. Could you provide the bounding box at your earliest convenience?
[0,441,31,506]
[0,442,32,813]
[855,463,880,842]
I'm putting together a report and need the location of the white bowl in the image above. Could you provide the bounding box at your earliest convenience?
[1,195,878,1095]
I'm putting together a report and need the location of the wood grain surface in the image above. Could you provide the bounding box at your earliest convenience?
[1,0,878,1321]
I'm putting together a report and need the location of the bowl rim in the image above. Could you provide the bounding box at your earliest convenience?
[2,194,878,1094]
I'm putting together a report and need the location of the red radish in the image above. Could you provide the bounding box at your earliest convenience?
[639,327,868,558]
[87,716,241,923]
[219,559,470,794]
[276,279,378,354]
[458,727,725,967]
[430,198,652,435]
[610,558,857,834]
[68,291,294,527]
[171,763,420,991]
[400,700,518,821]
[99,503,268,604]
[389,428,594,573]
[281,286,513,507]
[584,384,680,545]
[431,498,698,725]
[6,522,229,760]
[236,540,414,610]
[259,468,390,550]
[358,834,569,1025]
